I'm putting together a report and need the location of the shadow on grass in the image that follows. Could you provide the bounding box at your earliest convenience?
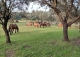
[71,36,80,46]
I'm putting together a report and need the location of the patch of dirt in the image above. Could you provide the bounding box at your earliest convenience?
[5,49,14,57]
[50,41,56,45]
[23,45,31,48]
[44,41,56,45]
[72,37,80,46]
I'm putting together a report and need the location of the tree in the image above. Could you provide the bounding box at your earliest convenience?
[38,0,80,41]
[0,0,33,43]
[0,0,12,43]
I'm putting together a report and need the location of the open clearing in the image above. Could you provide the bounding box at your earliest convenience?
[0,22,80,57]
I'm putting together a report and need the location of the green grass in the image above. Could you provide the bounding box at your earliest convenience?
[0,22,80,57]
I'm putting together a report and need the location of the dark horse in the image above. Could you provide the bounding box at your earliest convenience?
[8,24,19,35]
[40,22,47,28]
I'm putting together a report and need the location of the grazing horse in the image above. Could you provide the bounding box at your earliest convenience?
[58,23,63,27]
[44,22,51,27]
[8,24,19,35]
[26,22,34,26]
[34,22,40,27]
[40,22,47,28]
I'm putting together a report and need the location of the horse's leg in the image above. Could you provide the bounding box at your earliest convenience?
[17,28,19,32]
[10,29,11,35]
[12,29,14,33]
[10,29,12,35]
[40,24,41,28]
[43,26,44,28]
[13,29,14,32]
[11,29,14,34]
[43,25,44,28]
[37,25,38,28]
[15,29,16,33]
[45,24,47,27]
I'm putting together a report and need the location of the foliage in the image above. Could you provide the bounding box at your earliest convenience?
[0,0,35,43]
[34,0,80,41]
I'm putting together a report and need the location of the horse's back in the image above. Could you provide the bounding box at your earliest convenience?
[26,22,33,26]
[34,22,40,27]
[9,24,18,29]
[13,24,18,29]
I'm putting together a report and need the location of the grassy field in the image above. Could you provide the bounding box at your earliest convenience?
[0,22,80,57]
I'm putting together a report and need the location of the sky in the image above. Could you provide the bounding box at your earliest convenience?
[28,2,50,13]
[12,2,50,12]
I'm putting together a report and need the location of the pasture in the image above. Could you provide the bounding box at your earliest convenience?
[0,21,80,57]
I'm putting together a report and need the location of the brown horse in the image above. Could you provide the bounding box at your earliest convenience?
[58,23,63,27]
[40,22,47,28]
[44,22,51,27]
[34,22,40,27]
[26,22,34,26]
[8,24,19,35]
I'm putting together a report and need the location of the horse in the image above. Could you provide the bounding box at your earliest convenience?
[58,23,63,27]
[34,21,50,28]
[26,22,34,26]
[34,22,40,28]
[40,22,47,28]
[58,23,71,28]
[8,24,19,35]
[44,22,51,27]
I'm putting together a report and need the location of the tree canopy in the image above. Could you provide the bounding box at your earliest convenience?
[0,0,36,43]
[34,0,80,41]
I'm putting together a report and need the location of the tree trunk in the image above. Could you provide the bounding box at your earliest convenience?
[63,22,69,41]
[2,25,11,43]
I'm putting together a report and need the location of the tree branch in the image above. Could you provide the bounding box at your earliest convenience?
[65,0,74,20]
[0,18,3,25]
[66,0,74,13]
[45,0,64,23]
[68,16,80,26]
[50,0,57,8]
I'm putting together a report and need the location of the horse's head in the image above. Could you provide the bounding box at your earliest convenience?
[8,29,9,32]
[8,28,12,35]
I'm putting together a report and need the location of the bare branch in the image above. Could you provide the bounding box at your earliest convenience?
[43,0,64,23]
[0,18,3,25]
[50,0,57,8]
[68,16,80,26]
[65,0,74,20]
